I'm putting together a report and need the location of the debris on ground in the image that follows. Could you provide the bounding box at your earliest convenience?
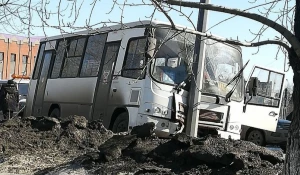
[0,116,284,175]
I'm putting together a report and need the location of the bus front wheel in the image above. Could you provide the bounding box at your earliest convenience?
[112,112,129,133]
[49,108,60,118]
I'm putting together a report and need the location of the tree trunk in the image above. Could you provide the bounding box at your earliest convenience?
[283,1,300,174]
[284,69,300,175]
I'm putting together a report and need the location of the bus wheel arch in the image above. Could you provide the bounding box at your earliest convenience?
[109,108,129,133]
[49,104,61,118]
[246,127,266,146]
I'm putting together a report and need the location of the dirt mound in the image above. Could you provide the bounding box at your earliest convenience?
[0,116,284,175]
[0,116,113,174]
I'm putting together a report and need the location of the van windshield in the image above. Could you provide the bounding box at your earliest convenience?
[150,28,194,85]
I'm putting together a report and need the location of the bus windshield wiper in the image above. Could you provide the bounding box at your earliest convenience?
[225,60,250,102]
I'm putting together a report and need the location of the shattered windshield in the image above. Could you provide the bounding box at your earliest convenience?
[202,39,243,101]
[150,28,195,85]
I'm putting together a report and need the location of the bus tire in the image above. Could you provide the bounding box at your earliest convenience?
[246,128,265,146]
[112,112,129,133]
[49,108,60,118]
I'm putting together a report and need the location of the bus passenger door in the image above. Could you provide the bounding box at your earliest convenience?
[92,42,121,121]
[32,51,53,116]
[242,66,285,132]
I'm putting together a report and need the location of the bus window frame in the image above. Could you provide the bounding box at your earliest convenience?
[121,36,148,80]
[32,42,46,80]
[60,36,88,78]
[79,33,108,78]
[48,33,110,79]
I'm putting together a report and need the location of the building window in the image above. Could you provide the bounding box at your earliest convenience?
[22,55,28,64]
[0,52,3,62]
[22,55,28,74]
[0,52,3,79]
[10,53,16,77]
[11,53,16,62]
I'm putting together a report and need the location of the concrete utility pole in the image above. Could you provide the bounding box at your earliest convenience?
[185,0,210,137]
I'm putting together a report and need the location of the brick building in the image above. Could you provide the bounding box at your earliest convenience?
[0,33,42,79]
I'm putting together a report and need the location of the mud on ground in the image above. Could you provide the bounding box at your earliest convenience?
[0,116,284,175]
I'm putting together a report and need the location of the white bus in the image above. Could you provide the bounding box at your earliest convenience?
[24,20,286,139]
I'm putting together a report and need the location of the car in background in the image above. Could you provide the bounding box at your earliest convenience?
[0,76,30,119]
[241,119,291,149]
[15,79,30,116]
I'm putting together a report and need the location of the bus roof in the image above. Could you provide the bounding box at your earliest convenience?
[40,20,242,52]
[40,20,195,42]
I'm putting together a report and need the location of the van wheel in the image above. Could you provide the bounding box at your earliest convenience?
[246,129,265,146]
[112,112,129,133]
[49,108,60,118]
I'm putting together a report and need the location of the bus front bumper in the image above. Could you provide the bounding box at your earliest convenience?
[137,115,241,140]
[137,114,182,138]
[218,130,240,140]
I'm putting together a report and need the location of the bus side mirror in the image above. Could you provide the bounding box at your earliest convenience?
[146,37,156,58]
[248,77,258,96]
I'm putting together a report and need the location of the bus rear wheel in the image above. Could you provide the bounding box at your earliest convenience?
[112,112,129,133]
[49,108,60,118]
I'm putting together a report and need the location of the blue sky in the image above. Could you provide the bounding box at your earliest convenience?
[17,0,294,87]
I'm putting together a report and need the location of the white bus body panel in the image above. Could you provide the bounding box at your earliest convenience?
[45,78,97,103]
[43,78,97,120]
[100,28,146,127]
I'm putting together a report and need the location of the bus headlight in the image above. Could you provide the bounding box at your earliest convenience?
[154,107,161,113]
[235,125,239,130]
[229,125,239,131]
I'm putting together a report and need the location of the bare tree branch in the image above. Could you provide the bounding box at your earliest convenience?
[159,0,300,57]
[170,26,291,52]
[152,0,175,28]
[206,0,285,32]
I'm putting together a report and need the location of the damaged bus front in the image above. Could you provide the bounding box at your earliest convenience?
[144,27,244,139]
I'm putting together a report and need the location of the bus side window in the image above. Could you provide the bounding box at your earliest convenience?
[32,43,46,80]
[51,40,67,79]
[61,37,87,78]
[80,34,107,77]
[121,37,147,79]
